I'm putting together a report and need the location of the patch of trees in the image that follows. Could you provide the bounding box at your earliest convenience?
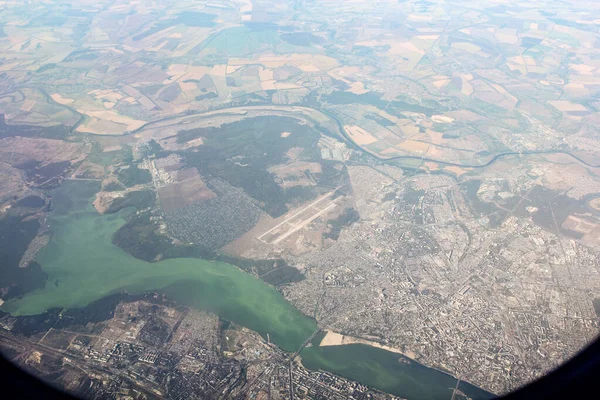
[102,181,124,192]
[112,211,172,262]
[16,195,45,208]
[105,190,155,214]
[4,292,172,337]
[0,114,69,139]
[323,208,360,240]
[217,254,304,286]
[117,164,152,187]
[112,211,304,286]
[178,116,324,218]
[0,215,47,300]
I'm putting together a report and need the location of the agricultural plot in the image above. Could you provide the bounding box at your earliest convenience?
[157,169,216,213]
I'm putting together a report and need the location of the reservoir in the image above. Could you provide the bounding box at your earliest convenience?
[1,180,493,399]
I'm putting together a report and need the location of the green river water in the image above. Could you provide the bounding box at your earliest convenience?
[1,181,493,400]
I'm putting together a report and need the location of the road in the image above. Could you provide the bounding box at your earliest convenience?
[289,328,322,362]
[450,376,462,400]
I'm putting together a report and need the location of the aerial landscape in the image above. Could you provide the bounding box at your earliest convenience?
[1,0,600,399]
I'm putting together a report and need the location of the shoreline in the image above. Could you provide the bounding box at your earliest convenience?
[319,330,418,359]
[318,330,492,395]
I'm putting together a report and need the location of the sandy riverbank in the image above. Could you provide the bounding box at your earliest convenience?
[318,330,418,360]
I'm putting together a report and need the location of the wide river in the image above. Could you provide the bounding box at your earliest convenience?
[2,181,492,400]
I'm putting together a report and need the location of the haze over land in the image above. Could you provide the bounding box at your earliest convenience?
[1,0,600,399]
